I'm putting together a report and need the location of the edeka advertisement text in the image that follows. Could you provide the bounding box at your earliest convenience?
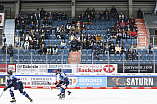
[107,77,157,87]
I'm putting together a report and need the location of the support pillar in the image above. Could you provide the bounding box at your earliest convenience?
[15,0,20,18]
[128,0,133,18]
[71,0,75,18]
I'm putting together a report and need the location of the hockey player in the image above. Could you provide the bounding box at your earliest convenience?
[3,70,33,103]
[54,68,71,99]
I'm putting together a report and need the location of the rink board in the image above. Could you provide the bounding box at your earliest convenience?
[1,75,157,89]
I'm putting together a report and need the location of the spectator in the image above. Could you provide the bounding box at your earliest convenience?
[85,15,92,25]
[126,49,132,60]
[52,44,58,54]
[57,12,62,21]
[47,44,52,54]
[111,5,117,15]
[72,17,76,25]
[75,25,81,34]
[70,38,78,52]
[69,34,75,42]
[0,3,4,12]
[8,44,14,63]
[35,8,40,16]
[40,8,46,19]
[115,44,121,54]
[99,43,104,54]
[20,34,25,47]
[75,34,80,41]
[132,49,138,60]
[15,34,20,47]
[109,43,115,54]
[53,12,57,20]
[132,29,137,39]
[116,32,122,44]
[35,40,40,49]
[96,34,102,41]
[86,8,91,15]
[91,12,95,20]
[62,12,67,20]
[39,44,47,54]
[25,34,32,42]
[120,20,125,29]
[24,41,29,50]
[77,39,81,51]
[122,29,127,39]
[61,40,67,49]
[104,44,109,54]
[83,38,87,49]
[19,29,24,36]
[2,43,7,54]
[116,24,120,31]
[92,8,95,14]
[127,28,132,39]
[81,25,86,34]
[95,12,100,20]
[121,44,126,54]
[80,34,85,42]
[148,44,153,54]
[80,12,85,20]
[106,29,111,39]
[109,39,114,46]
[111,29,116,39]
[137,8,143,18]
[29,40,35,49]
[93,48,99,60]
[90,34,96,42]
[92,42,97,51]
[119,13,125,21]
[75,21,83,27]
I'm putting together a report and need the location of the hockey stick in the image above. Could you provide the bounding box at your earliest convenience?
[0,91,4,98]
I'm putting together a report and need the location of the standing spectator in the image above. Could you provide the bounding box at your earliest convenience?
[24,41,29,50]
[20,34,25,48]
[8,44,14,63]
[47,44,52,54]
[70,38,78,52]
[119,13,125,21]
[137,8,143,18]
[0,3,4,12]
[132,49,138,60]
[148,44,153,54]
[122,29,127,39]
[2,43,7,54]
[15,34,20,47]
[93,48,99,60]
[115,44,121,54]
[40,8,46,19]
[75,25,81,34]
[52,44,58,54]
[109,43,115,54]
[126,49,132,60]
[111,5,117,15]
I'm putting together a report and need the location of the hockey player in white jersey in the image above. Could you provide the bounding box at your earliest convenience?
[54,68,71,99]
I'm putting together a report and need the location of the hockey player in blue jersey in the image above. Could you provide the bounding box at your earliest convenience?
[3,70,33,103]
[55,68,71,99]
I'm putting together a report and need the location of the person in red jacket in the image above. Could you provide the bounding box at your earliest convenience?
[75,21,83,27]
[132,29,137,39]
[120,20,125,29]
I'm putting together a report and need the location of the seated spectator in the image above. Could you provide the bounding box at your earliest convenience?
[111,29,117,39]
[30,22,35,29]
[81,25,86,34]
[90,34,96,42]
[29,40,35,49]
[8,44,14,63]
[69,34,75,42]
[15,34,20,47]
[35,40,40,49]
[99,43,104,54]
[137,8,143,18]
[19,29,24,36]
[25,34,32,42]
[52,44,58,54]
[126,49,132,60]
[88,39,93,49]
[132,29,137,39]
[121,44,126,54]
[120,20,125,29]
[132,49,138,60]
[70,38,78,52]
[62,12,67,20]
[116,24,120,31]
[38,44,47,54]
[92,42,97,51]
[95,12,100,20]
[109,43,115,54]
[106,29,111,39]
[75,34,80,41]
[61,40,67,49]
[116,32,122,44]
[122,29,127,39]
[66,21,71,34]
[47,44,52,54]
[119,13,125,21]
[83,39,87,49]
[111,25,115,31]
[94,48,99,60]
[2,43,7,54]
[96,34,102,41]
[75,25,81,34]
[104,44,109,54]
[148,44,153,54]
[75,21,83,27]
[109,39,114,46]
[85,15,92,25]
[77,39,81,51]
[80,34,85,42]
[20,34,25,47]
[24,41,29,50]
[115,44,121,54]
[127,28,132,39]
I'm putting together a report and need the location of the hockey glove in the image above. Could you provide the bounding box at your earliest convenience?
[3,87,8,91]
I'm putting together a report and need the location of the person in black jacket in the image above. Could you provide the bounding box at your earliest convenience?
[8,44,14,63]
[126,49,132,60]
[38,44,47,54]
[70,38,78,52]
[137,8,143,18]
[35,40,40,50]
[0,3,4,12]
[94,48,99,60]
[47,44,52,54]
[109,43,115,54]
[132,49,138,60]
[2,43,7,54]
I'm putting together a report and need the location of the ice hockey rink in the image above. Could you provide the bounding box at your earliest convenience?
[0,89,157,104]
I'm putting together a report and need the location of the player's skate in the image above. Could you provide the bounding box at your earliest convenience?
[28,97,33,103]
[59,93,65,100]
[57,93,61,96]
[10,97,16,103]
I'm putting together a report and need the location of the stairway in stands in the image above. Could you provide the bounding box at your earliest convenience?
[135,19,149,48]
[4,19,15,46]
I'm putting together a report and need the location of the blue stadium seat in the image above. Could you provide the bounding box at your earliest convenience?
[99,59,104,64]
[127,60,132,64]
[52,54,57,59]
[149,54,154,60]
[127,39,132,44]
[91,30,95,35]
[143,54,149,60]
[99,54,103,60]
[101,30,105,35]
[116,54,121,60]
[86,25,90,30]
[110,54,115,60]
[88,54,92,60]
[51,59,56,64]
[96,25,100,30]
[96,30,100,35]
[81,59,86,64]
[87,59,92,64]
[116,60,121,64]
[0,49,2,54]
[91,25,95,30]
[101,24,105,30]
[144,60,149,64]
[143,49,148,54]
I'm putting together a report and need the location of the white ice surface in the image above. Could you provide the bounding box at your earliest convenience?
[0,89,157,104]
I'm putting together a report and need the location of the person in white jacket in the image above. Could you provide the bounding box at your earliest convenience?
[24,40,29,50]
[15,34,20,47]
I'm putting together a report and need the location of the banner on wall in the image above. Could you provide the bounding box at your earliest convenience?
[0,76,6,86]
[0,64,16,72]
[78,64,117,73]
[118,64,156,73]
[107,77,157,87]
